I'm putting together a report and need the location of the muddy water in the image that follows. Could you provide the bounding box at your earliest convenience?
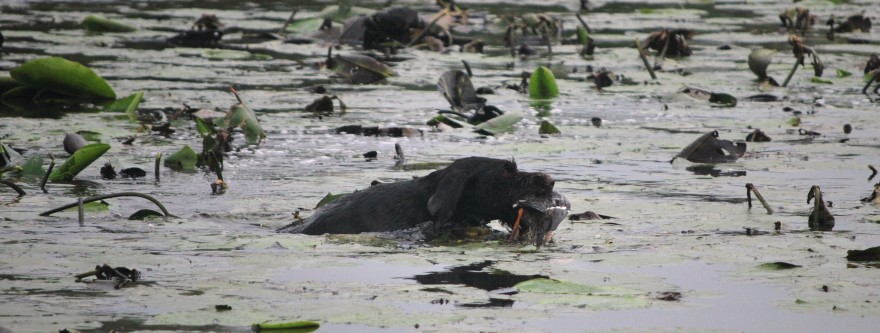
[1,0,879,332]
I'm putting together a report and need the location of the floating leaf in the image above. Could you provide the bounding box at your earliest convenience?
[788,117,801,127]
[538,120,561,135]
[529,66,559,99]
[674,130,746,164]
[252,320,320,332]
[437,70,482,111]
[474,111,524,136]
[10,57,116,100]
[758,262,801,270]
[328,52,395,84]
[811,77,833,84]
[201,49,272,60]
[164,145,198,172]
[224,103,266,146]
[427,115,464,129]
[708,92,737,107]
[836,69,852,78]
[82,15,136,33]
[49,143,111,182]
[846,246,880,261]
[516,278,600,294]
[748,48,775,79]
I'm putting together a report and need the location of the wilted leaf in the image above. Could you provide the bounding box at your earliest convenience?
[224,103,266,146]
[82,15,136,33]
[10,57,116,100]
[529,66,559,99]
[104,91,144,122]
[164,145,198,172]
[474,111,524,136]
[538,120,561,135]
[49,143,111,182]
[674,130,746,164]
[437,70,482,111]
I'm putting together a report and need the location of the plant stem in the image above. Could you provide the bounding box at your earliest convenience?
[407,11,448,47]
[0,180,25,196]
[746,183,773,214]
[782,61,799,87]
[635,39,657,79]
[574,13,592,33]
[40,192,172,219]
[154,152,162,182]
[40,154,55,193]
[277,9,298,36]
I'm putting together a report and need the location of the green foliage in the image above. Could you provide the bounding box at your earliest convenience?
[474,111,524,136]
[49,143,111,181]
[529,66,559,99]
[538,120,561,135]
[224,104,266,146]
[105,92,144,122]
[82,15,137,33]
[10,57,116,100]
[164,145,198,172]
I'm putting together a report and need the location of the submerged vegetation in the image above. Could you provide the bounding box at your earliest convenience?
[1,0,879,332]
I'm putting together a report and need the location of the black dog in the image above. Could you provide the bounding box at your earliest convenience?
[277,157,569,246]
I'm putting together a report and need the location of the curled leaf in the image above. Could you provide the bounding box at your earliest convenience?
[748,48,775,80]
[328,52,396,84]
[474,111,523,136]
[224,104,266,146]
[10,57,116,100]
[164,145,198,172]
[49,143,111,182]
[437,70,482,111]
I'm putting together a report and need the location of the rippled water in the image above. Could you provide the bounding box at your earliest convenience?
[1,0,879,332]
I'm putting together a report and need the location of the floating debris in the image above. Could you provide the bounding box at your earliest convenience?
[673,131,746,164]
[807,186,834,231]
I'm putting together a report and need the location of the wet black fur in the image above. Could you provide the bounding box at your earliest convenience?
[278,157,556,235]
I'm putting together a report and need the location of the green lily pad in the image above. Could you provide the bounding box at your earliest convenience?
[65,200,110,213]
[105,91,144,122]
[164,145,198,172]
[529,66,559,99]
[224,103,266,146]
[10,57,116,100]
[576,26,590,45]
[82,15,136,33]
[49,143,111,182]
[474,111,523,136]
[201,49,272,60]
[836,69,852,78]
[539,120,561,135]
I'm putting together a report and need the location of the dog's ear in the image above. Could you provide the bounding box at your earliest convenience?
[428,170,469,228]
[501,160,517,177]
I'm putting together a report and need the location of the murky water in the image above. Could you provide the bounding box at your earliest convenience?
[1,0,879,332]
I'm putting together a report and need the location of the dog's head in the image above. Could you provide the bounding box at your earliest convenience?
[426,157,568,246]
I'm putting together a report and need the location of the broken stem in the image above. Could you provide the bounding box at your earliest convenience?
[277,9,298,36]
[782,61,799,87]
[229,86,245,105]
[407,11,448,47]
[40,192,172,219]
[869,164,877,181]
[0,180,25,196]
[746,183,773,214]
[74,270,98,281]
[40,153,55,193]
[635,39,657,79]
